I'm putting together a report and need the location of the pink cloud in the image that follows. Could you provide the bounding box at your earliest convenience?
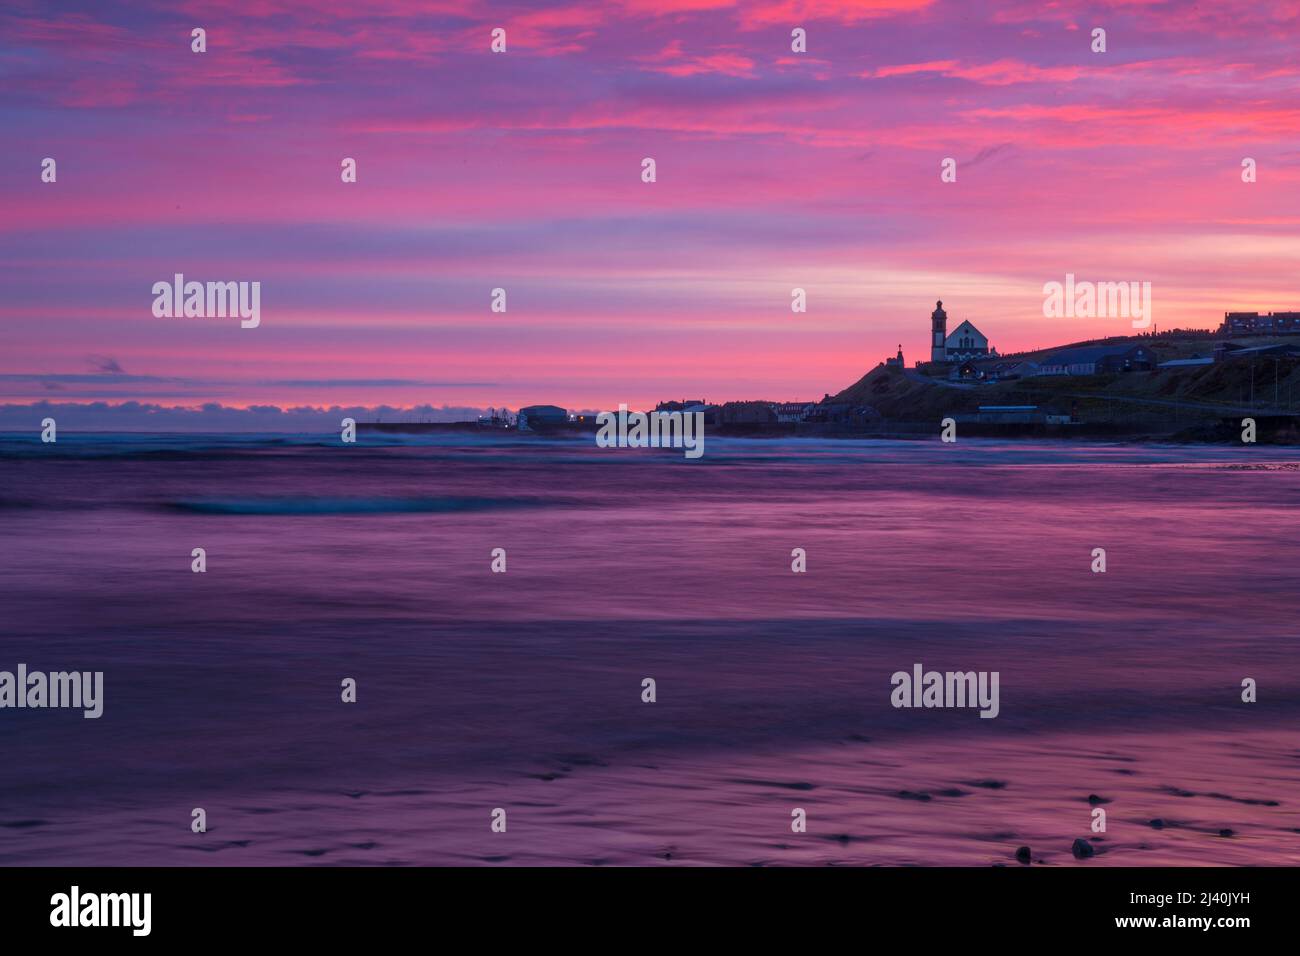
[735,0,938,28]
[5,0,1300,412]
[637,40,757,78]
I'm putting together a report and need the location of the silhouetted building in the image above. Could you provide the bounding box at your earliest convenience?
[930,301,948,362]
[1038,344,1155,376]
[986,360,1040,380]
[1220,311,1300,335]
[930,300,993,362]
[944,320,991,360]
[772,402,815,422]
[717,401,776,424]
[517,405,567,430]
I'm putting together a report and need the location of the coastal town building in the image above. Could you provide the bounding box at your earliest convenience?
[654,400,715,424]
[1036,344,1156,376]
[945,320,991,361]
[1219,311,1300,335]
[806,402,881,425]
[986,360,1041,380]
[930,300,947,361]
[929,300,994,362]
[716,400,777,424]
[772,402,815,422]
[949,359,982,381]
[517,404,567,430]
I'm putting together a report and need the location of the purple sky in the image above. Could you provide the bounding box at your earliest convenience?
[2,0,1299,425]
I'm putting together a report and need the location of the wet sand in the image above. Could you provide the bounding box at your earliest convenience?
[4,728,1296,866]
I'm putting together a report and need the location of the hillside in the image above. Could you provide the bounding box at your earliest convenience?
[831,338,1300,425]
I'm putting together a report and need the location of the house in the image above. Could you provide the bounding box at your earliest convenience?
[772,402,815,423]
[1095,346,1156,372]
[655,399,715,423]
[1219,311,1300,335]
[692,404,719,425]
[991,360,1041,380]
[716,401,777,424]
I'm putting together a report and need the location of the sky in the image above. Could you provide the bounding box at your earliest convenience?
[2,0,1300,425]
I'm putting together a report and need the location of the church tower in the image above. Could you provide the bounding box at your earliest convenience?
[930,300,948,362]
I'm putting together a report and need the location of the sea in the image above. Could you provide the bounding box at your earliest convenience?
[1,431,1297,865]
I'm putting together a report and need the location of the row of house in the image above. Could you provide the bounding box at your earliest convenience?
[655,398,839,425]
[1219,311,1300,335]
[709,400,820,424]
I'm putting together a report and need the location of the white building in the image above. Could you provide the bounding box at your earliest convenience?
[945,320,991,360]
[930,300,993,362]
[772,402,814,423]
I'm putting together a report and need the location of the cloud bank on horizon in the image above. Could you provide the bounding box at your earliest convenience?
[2,0,1299,423]
[0,400,518,432]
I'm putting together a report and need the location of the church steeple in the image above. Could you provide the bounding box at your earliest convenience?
[930,299,948,362]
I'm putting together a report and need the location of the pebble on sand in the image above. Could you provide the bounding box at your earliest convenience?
[1015,846,1032,864]
[1071,838,1095,859]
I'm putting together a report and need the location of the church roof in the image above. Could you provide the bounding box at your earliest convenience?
[947,319,985,336]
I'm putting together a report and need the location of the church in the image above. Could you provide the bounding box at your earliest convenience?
[929,300,993,362]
